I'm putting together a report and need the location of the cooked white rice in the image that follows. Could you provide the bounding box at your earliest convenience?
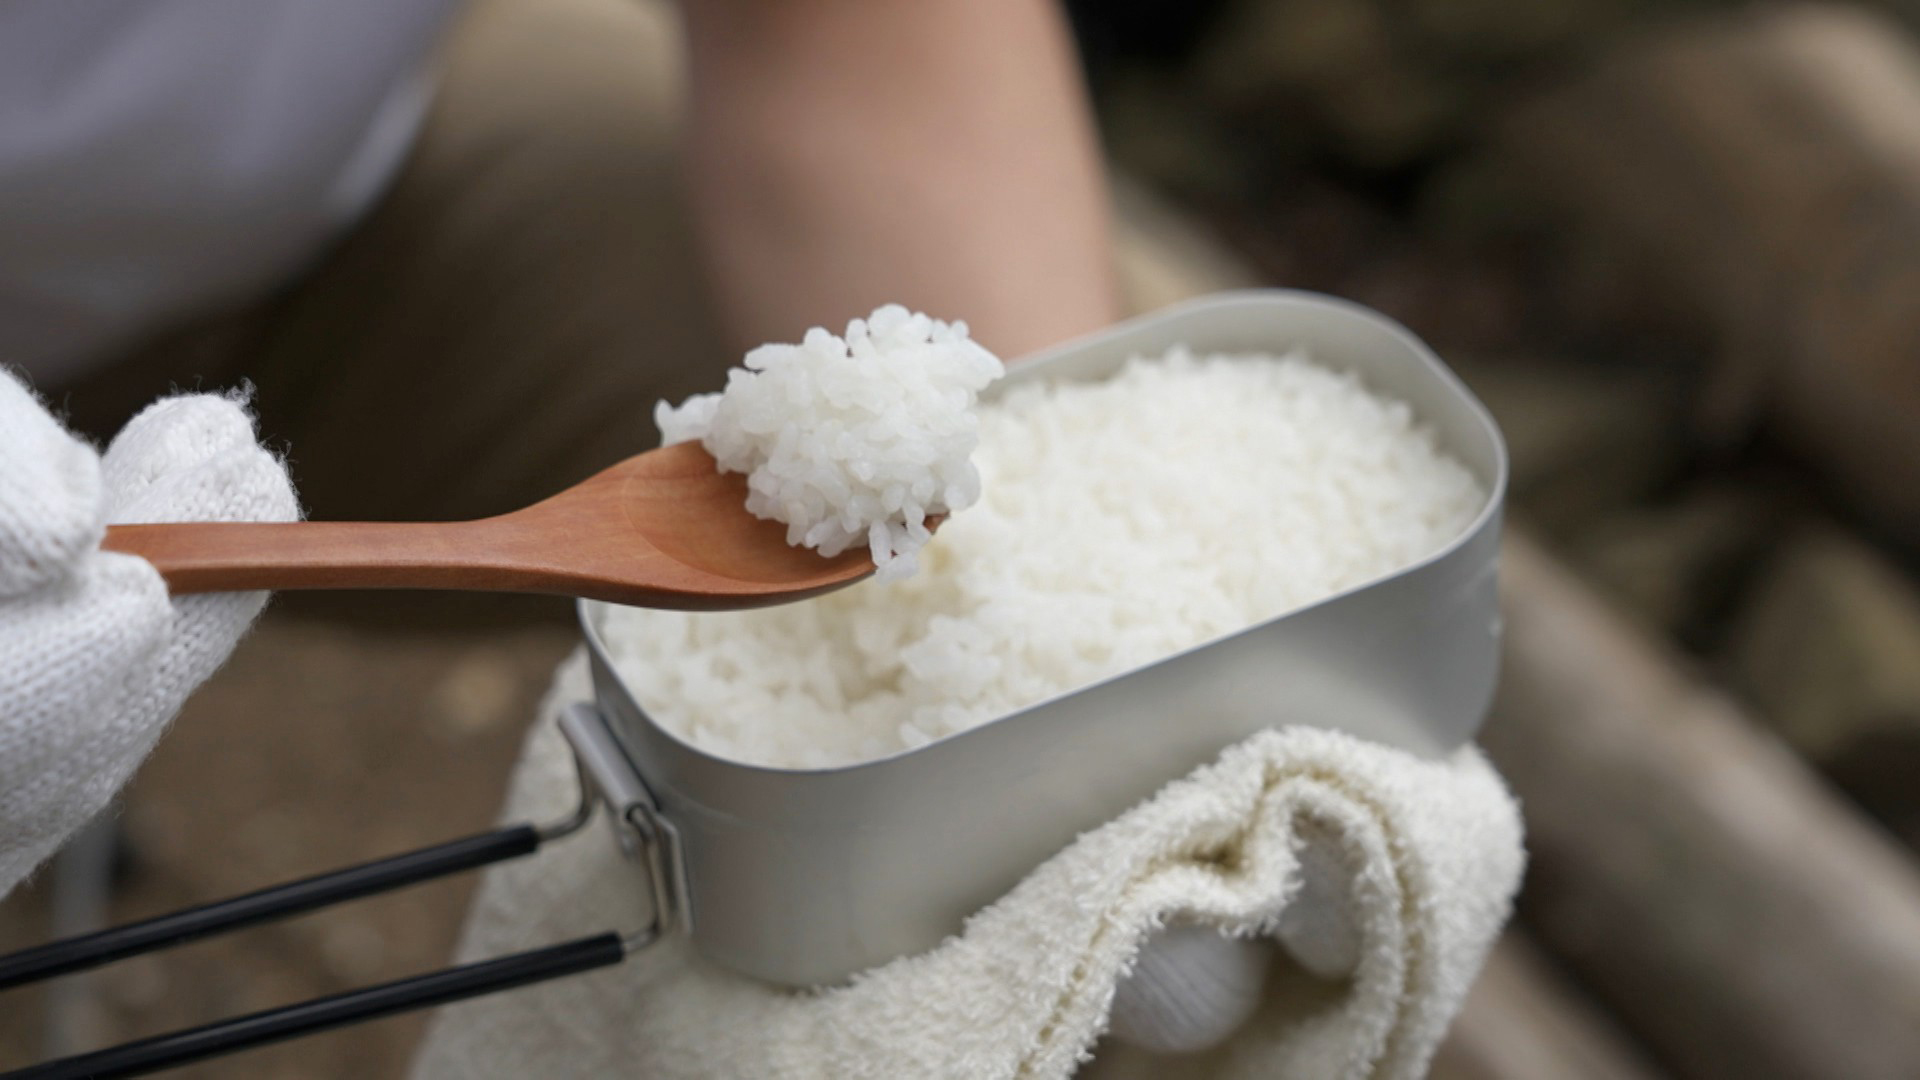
[655,304,1003,581]
[609,346,1484,769]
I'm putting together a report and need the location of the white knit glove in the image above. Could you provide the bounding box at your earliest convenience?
[1108,827,1360,1054]
[0,369,298,897]
[1109,927,1274,1054]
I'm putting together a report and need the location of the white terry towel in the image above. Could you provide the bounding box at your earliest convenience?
[413,652,1524,1079]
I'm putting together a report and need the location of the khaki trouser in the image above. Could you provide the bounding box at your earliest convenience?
[63,0,726,529]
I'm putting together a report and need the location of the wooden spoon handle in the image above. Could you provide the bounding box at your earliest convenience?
[102,520,516,595]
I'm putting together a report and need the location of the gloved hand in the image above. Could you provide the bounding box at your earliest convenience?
[1108,823,1360,1054]
[1108,925,1274,1055]
[0,369,298,896]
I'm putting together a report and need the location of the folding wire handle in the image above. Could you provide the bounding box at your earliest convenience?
[0,707,680,1080]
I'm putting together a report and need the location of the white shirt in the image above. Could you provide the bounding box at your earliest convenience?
[0,0,462,383]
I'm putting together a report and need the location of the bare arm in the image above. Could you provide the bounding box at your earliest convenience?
[681,0,1120,359]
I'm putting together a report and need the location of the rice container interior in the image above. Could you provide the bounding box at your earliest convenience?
[577,289,1509,987]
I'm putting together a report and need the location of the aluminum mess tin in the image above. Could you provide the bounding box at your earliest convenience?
[571,289,1509,987]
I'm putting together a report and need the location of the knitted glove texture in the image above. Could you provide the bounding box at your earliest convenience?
[1108,823,1360,1054]
[0,369,297,896]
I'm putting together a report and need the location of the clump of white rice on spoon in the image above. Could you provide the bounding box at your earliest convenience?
[607,346,1486,769]
[656,305,1003,581]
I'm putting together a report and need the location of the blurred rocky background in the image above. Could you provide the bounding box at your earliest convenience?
[7,0,1920,1075]
[1083,2,1920,1076]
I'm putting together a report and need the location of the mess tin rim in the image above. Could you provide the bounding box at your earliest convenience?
[579,288,1509,778]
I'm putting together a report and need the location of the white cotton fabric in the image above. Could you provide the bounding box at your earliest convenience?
[1106,924,1278,1055]
[412,654,1525,1079]
[0,369,298,896]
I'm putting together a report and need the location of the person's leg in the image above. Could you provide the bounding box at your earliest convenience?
[254,0,729,523]
[65,0,726,526]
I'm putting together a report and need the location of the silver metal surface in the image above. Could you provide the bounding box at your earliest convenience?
[532,771,596,844]
[576,290,1509,987]
[559,703,690,941]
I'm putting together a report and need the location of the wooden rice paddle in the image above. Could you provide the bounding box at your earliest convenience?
[101,442,879,611]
